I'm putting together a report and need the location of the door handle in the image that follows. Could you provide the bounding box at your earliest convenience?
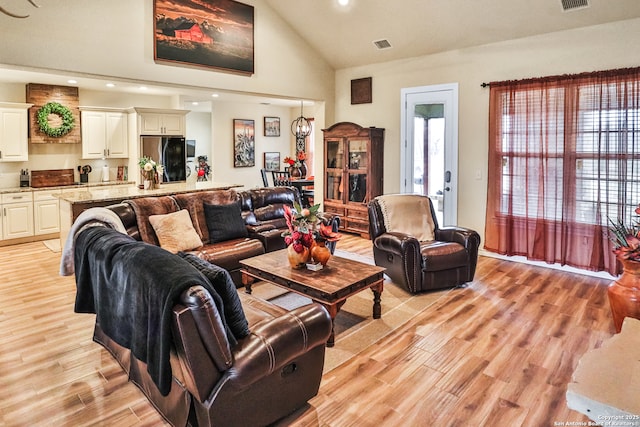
[444,170,451,183]
[445,187,451,191]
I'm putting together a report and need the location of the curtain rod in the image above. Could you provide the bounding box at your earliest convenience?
[481,66,640,89]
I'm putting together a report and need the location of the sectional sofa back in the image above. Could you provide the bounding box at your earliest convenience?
[105,187,301,243]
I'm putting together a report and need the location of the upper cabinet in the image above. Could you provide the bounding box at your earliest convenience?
[135,108,188,136]
[0,102,32,162]
[80,107,129,159]
[322,122,385,238]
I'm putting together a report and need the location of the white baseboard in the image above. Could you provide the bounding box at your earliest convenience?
[479,249,616,281]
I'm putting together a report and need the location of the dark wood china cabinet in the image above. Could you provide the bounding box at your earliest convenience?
[322,122,384,238]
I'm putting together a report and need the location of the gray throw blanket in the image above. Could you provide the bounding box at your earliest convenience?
[73,227,224,396]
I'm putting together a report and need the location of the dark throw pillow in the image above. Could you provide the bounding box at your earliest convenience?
[177,252,250,340]
[203,201,249,243]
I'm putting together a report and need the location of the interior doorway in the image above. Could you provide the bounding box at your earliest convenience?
[401,83,458,226]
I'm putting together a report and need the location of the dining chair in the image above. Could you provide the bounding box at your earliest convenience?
[272,170,291,186]
[260,168,270,187]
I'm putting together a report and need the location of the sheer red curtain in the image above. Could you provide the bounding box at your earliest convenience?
[485,67,640,275]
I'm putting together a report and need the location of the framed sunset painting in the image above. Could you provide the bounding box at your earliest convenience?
[153,0,254,74]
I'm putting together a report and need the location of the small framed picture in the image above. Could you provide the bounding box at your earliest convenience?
[264,116,280,137]
[264,152,280,171]
[351,77,372,104]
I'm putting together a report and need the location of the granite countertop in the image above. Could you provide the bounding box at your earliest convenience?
[55,181,244,204]
[0,181,135,194]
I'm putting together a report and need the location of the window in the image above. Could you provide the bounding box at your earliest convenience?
[485,68,640,275]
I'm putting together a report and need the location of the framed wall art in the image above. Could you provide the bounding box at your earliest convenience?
[264,116,280,137]
[263,152,280,171]
[233,119,255,167]
[351,77,372,104]
[153,0,254,75]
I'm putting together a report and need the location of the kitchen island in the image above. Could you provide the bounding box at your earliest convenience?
[57,181,243,246]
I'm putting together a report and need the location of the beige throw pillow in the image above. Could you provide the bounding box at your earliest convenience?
[148,209,203,254]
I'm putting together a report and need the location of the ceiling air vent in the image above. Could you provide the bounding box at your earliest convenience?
[560,0,589,12]
[373,39,392,50]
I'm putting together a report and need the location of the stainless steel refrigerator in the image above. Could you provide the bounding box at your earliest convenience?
[140,136,187,182]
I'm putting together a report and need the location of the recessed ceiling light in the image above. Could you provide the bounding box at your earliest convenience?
[139,86,147,90]
[67,79,77,84]
[211,93,219,98]
[106,83,115,88]
[338,0,349,5]
[192,102,199,106]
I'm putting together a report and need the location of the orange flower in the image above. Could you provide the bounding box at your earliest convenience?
[297,151,306,161]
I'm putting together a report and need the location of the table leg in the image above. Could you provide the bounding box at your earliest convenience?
[241,272,254,294]
[371,282,384,319]
[322,300,346,347]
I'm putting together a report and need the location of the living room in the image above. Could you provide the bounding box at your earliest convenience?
[1,0,640,425]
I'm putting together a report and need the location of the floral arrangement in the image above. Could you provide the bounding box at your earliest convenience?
[138,156,162,182]
[283,151,307,169]
[609,203,640,261]
[283,202,340,253]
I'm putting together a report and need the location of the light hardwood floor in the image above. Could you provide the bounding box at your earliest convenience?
[0,235,614,426]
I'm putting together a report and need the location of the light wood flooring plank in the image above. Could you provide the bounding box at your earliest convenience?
[0,235,616,426]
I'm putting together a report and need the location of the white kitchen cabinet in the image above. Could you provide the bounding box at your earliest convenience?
[0,102,32,162]
[136,108,188,136]
[81,108,128,159]
[33,190,61,235]
[1,192,34,240]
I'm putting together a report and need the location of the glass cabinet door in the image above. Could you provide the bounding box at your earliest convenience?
[326,140,343,169]
[326,170,343,200]
[348,139,368,171]
[325,139,344,201]
[347,139,368,203]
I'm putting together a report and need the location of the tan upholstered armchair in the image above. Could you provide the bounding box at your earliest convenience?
[368,194,481,293]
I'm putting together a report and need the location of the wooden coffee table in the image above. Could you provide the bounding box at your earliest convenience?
[240,249,385,346]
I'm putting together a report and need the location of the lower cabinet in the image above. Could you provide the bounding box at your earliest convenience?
[1,192,34,240]
[34,190,61,235]
[0,190,61,242]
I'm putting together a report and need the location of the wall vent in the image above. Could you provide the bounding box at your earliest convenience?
[561,0,589,11]
[373,39,392,50]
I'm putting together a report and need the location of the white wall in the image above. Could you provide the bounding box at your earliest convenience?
[210,101,296,188]
[333,18,640,247]
[0,0,334,105]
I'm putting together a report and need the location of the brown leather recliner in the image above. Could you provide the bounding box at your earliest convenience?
[368,194,481,293]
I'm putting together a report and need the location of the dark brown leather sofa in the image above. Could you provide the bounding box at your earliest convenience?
[368,194,481,293]
[72,188,335,426]
[109,186,338,285]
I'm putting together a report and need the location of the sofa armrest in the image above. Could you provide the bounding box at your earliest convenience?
[435,226,481,281]
[373,231,421,257]
[228,303,331,389]
[436,227,481,251]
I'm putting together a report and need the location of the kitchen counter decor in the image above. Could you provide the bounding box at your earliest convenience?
[36,102,75,138]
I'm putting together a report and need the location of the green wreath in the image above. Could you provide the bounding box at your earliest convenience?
[37,102,75,137]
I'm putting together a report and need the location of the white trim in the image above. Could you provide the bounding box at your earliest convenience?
[479,249,616,281]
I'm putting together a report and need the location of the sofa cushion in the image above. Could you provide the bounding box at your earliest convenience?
[126,196,179,246]
[204,201,249,243]
[178,253,250,340]
[193,240,265,272]
[173,189,239,244]
[149,209,203,253]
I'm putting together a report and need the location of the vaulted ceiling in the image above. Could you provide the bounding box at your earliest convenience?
[264,0,640,69]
